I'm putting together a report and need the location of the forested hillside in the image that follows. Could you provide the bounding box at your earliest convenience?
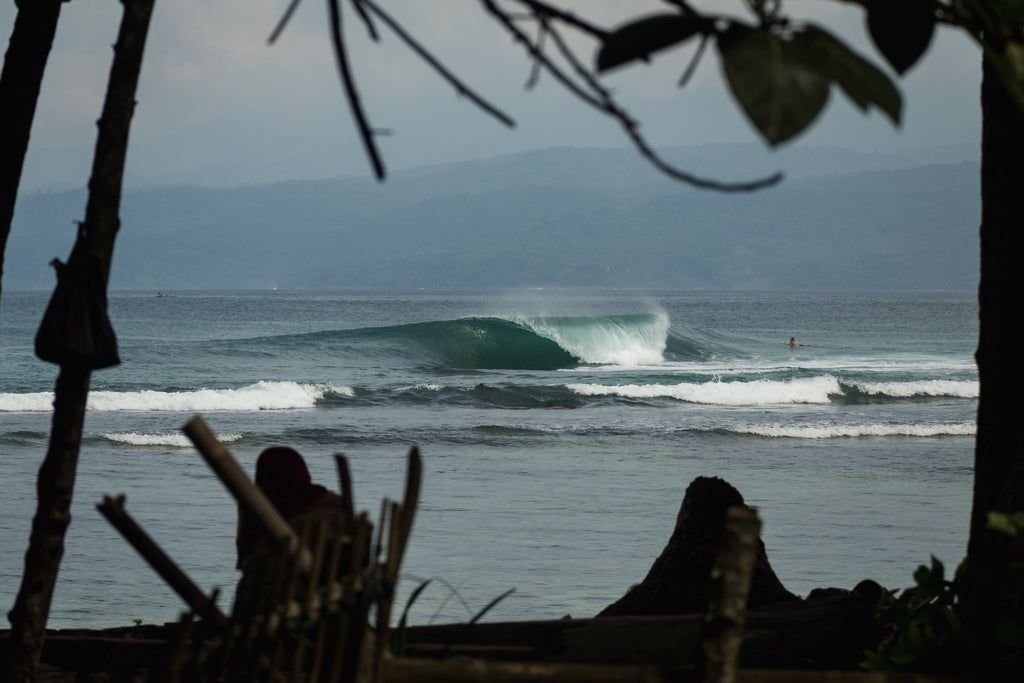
[6,145,978,291]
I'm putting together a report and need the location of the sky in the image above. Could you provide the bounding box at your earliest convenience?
[2,0,982,192]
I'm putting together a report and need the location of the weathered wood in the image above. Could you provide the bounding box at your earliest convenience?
[96,495,228,628]
[382,657,690,683]
[336,453,356,521]
[0,0,64,303]
[701,506,760,683]
[600,478,797,618]
[381,658,967,683]
[402,588,880,669]
[5,3,156,680]
[371,447,422,682]
[183,415,312,573]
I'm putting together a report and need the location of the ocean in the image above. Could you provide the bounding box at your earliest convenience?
[0,289,978,628]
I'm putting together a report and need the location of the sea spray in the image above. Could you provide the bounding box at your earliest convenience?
[520,313,669,366]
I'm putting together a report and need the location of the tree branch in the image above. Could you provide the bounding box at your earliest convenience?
[480,0,783,191]
[358,0,515,128]
[326,0,385,180]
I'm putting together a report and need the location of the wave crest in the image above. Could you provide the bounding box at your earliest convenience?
[101,432,244,447]
[733,423,975,438]
[849,379,979,399]
[567,376,841,405]
[0,381,353,413]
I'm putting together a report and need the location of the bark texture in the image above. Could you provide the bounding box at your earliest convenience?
[5,1,156,680]
[598,477,799,618]
[0,0,64,304]
[962,52,1024,681]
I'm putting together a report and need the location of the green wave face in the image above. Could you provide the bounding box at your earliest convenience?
[196,313,674,371]
[395,317,580,370]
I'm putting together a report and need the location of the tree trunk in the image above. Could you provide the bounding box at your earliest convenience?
[4,1,157,680]
[0,0,65,305]
[962,52,1024,679]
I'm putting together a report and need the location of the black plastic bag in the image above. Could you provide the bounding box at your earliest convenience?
[34,254,120,369]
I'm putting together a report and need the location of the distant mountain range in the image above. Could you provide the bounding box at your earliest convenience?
[5,144,980,291]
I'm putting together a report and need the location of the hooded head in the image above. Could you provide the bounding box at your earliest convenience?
[255,446,324,517]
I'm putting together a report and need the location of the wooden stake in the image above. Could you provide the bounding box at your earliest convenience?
[183,414,312,573]
[96,494,228,628]
[701,506,761,683]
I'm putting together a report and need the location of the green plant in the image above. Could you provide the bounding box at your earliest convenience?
[862,556,968,674]
[865,510,1024,675]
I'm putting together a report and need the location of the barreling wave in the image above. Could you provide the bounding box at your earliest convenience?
[181,313,687,371]
[0,381,354,413]
[728,423,975,439]
[318,313,672,370]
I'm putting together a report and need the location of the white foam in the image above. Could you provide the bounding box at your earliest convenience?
[0,391,55,412]
[524,314,669,366]
[397,383,444,392]
[566,375,841,405]
[102,432,243,447]
[0,381,352,413]
[852,379,979,398]
[736,423,976,438]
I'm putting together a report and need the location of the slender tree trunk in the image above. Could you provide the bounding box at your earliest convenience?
[0,0,65,305]
[4,1,156,681]
[963,54,1024,679]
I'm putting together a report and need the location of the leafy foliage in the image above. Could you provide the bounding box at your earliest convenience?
[865,0,936,75]
[595,13,707,73]
[716,21,902,146]
[717,23,830,147]
[862,556,969,674]
[593,7,904,148]
[796,24,901,125]
[866,509,1024,675]
[987,510,1024,536]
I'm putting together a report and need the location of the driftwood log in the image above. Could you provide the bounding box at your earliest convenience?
[599,477,799,618]
[400,582,884,670]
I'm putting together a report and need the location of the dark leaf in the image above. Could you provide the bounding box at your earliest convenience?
[597,13,705,73]
[717,23,830,146]
[912,563,932,589]
[986,509,1024,536]
[796,24,902,126]
[866,0,936,74]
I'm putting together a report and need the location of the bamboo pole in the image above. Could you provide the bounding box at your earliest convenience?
[700,506,761,683]
[182,414,312,573]
[335,454,356,521]
[96,495,228,628]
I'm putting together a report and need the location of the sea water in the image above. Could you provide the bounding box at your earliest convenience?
[0,290,977,627]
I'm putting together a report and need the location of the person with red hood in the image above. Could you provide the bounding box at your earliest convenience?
[236,446,347,570]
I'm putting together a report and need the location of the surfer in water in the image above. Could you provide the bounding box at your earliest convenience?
[785,337,801,347]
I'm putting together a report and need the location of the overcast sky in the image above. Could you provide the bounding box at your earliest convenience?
[3,1,982,191]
